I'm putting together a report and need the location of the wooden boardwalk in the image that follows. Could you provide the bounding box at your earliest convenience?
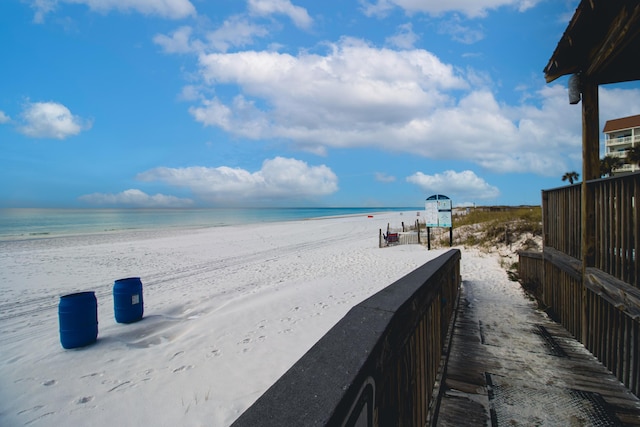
[433,278,640,426]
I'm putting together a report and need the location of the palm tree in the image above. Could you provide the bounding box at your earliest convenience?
[600,155,624,178]
[561,171,579,184]
[626,146,640,168]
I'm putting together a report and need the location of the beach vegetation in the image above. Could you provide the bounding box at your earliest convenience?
[385,206,542,284]
[600,155,623,177]
[422,206,542,249]
[627,146,640,168]
[452,207,541,240]
[426,206,542,283]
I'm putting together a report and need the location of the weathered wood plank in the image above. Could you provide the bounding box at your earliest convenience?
[585,268,640,319]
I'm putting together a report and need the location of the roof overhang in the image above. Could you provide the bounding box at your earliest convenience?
[544,0,640,85]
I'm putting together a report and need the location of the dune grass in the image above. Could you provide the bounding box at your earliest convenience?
[451,206,542,247]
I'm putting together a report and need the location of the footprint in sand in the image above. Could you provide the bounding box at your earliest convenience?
[172,365,193,373]
[169,351,184,361]
[80,372,102,379]
[207,349,222,358]
[280,316,299,325]
[43,379,56,386]
[107,381,132,393]
[76,396,94,404]
[17,405,44,415]
[138,368,154,382]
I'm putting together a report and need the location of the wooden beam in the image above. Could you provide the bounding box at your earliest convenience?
[586,3,640,80]
[581,80,599,344]
[581,82,599,253]
[544,2,640,84]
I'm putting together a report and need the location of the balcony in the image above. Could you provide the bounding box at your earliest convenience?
[606,134,640,147]
[613,163,636,173]
[607,150,627,158]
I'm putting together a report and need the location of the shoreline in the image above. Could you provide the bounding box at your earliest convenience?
[0,207,420,242]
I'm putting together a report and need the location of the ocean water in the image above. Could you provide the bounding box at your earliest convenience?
[0,207,418,240]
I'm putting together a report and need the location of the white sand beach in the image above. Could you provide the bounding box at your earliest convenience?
[0,211,521,426]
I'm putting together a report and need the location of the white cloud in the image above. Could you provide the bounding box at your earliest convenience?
[18,101,92,139]
[30,0,57,23]
[407,170,500,200]
[598,87,640,125]
[79,189,194,207]
[0,111,10,124]
[206,16,269,52]
[438,16,485,44]
[386,23,419,49]
[358,0,395,17]
[30,0,196,22]
[189,97,235,131]
[178,85,203,102]
[168,30,640,178]
[187,38,579,175]
[153,26,203,54]
[153,1,310,55]
[360,0,541,18]
[136,157,338,203]
[375,172,396,183]
[192,37,466,142]
[248,0,313,29]
[154,18,270,54]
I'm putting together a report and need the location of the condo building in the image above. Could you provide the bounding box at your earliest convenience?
[603,114,640,174]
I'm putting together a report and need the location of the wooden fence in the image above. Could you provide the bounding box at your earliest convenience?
[542,182,582,259]
[232,249,461,427]
[592,175,639,286]
[519,172,640,397]
[379,220,423,247]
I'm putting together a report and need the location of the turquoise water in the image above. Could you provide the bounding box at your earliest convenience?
[0,207,418,240]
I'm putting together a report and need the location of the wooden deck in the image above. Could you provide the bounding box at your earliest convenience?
[433,279,640,426]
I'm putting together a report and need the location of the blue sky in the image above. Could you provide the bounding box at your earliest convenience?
[1,0,639,208]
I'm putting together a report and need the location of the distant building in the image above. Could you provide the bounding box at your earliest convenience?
[603,114,640,174]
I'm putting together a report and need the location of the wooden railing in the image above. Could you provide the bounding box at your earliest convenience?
[517,251,543,297]
[542,182,582,260]
[520,172,640,397]
[592,175,639,286]
[542,173,638,286]
[232,249,461,427]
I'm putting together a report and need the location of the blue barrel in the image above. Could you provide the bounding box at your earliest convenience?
[58,291,98,349]
[113,277,144,323]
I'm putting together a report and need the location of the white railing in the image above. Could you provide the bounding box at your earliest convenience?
[606,134,640,146]
[607,136,632,146]
[613,164,635,173]
[608,151,627,158]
